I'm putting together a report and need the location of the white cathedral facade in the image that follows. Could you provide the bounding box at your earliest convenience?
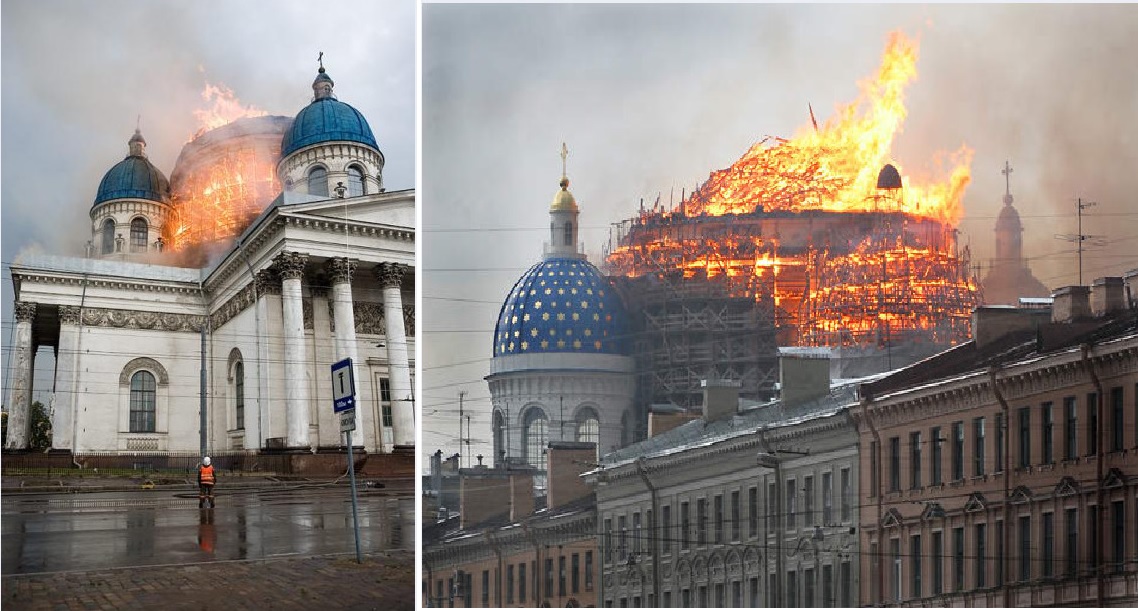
[4,65,415,456]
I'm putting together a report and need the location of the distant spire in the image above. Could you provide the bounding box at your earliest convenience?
[317,51,324,73]
[312,51,335,101]
[1002,160,1014,206]
[128,126,147,158]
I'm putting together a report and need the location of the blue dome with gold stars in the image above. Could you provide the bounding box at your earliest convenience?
[494,257,629,357]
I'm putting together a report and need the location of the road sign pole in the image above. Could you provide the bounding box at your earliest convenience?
[346,429,362,565]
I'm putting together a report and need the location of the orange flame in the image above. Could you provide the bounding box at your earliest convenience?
[684,32,972,225]
[190,82,268,141]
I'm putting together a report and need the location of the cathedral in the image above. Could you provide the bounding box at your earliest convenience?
[4,64,415,457]
[487,149,636,485]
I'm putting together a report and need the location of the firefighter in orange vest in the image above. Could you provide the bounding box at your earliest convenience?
[198,456,216,508]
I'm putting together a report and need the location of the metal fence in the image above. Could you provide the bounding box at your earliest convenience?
[0,451,297,477]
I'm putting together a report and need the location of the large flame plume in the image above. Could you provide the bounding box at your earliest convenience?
[685,32,972,225]
[606,32,980,351]
[190,82,269,141]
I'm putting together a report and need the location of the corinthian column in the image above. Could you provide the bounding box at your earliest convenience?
[327,257,364,440]
[52,305,82,450]
[4,301,36,450]
[376,263,414,449]
[274,251,311,449]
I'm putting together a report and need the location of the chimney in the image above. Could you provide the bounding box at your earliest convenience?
[971,305,1050,349]
[779,355,830,407]
[1051,285,1091,323]
[458,464,536,529]
[648,405,700,438]
[546,441,596,510]
[702,379,741,422]
[1124,269,1138,309]
[431,449,443,494]
[1090,277,1125,317]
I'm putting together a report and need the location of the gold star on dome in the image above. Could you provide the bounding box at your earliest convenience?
[586,288,593,295]
[584,328,592,336]
[557,340,566,349]
[557,313,565,321]
[531,328,538,337]
[544,288,551,295]
[558,288,565,295]
[542,312,550,321]
[581,300,589,308]
[521,341,529,351]
[594,340,603,350]
[593,314,600,321]
[572,313,579,321]
[541,340,549,349]
[524,314,531,322]
[535,301,542,309]
[565,329,572,336]
[549,329,556,336]
[573,340,581,349]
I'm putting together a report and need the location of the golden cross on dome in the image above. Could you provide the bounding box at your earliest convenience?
[560,142,569,179]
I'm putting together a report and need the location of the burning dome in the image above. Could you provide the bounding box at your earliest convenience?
[93,130,170,206]
[280,67,379,158]
[494,258,629,357]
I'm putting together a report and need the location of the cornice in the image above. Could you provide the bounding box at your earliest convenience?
[12,270,203,296]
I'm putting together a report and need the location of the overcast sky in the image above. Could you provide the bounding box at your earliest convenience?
[422,4,1138,471]
[1,0,414,405]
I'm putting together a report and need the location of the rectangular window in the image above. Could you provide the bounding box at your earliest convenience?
[714,495,723,544]
[732,581,742,608]
[911,534,922,599]
[952,421,964,480]
[1042,402,1054,464]
[1065,396,1078,460]
[633,512,642,555]
[1087,392,1099,455]
[682,589,690,608]
[786,479,797,530]
[1089,506,1099,574]
[1043,512,1054,578]
[932,530,944,595]
[604,518,613,563]
[974,417,986,476]
[870,440,880,496]
[891,538,902,602]
[731,490,740,541]
[1019,515,1031,581]
[822,564,834,608]
[767,482,777,533]
[618,515,627,560]
[519,563,527,603]
[715,583,724,607]
[953,527,965,591]
[1018,407,1031,468]
[975,523,987,588]
[911,431,922,489]
[931,426,943,485]
[889,437,901,492]
[804,476,815,526]
[698,586,707,607]
[995,520,1004,587]
[840,468,851,522]
[1112,500,1125,570]
[750,577,759,607]
[662,505,672,553]
[995,415,1005,472]
[507,565,514,605]
[748,487,758,538]
[559,555,566,597]
[680,501,690,550]
[571,553,579,594]
[787,570,798,608]
[804,568,815,608]
[532,561,537,601]
[840,561,852,608]
[585,551,594,590]
[697,498,707,545]
[482,570,490,607]
[1066,508,1078,577]
[545,558,553,599]
[447,577,453,607]
[767,573,776,607]
[822,472,833,525]
[663,591,671,608]
[1111,387,1124,451]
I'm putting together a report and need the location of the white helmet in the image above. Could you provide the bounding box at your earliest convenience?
[203,456,211,466]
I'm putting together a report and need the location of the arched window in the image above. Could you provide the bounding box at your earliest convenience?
[307,166,328,197]
[130,218,148,252]
[347,165,366,197]
[492,410,505,465]
[576,407,600,445]
[129,371,157,432]
[234,361,245,430]
[564,221,573,246]
[524,408,549,472]
[101,219,116,254]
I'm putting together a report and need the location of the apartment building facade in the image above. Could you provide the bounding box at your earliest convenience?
[586,374,860,608]
[852,279,1138,607]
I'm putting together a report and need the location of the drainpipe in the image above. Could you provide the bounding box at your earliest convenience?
[635,457,661,606]
[989,366,1011,607]
[861,394,884,607]
[71,274,89,467]
[1081,344,1105,608]
[199,279,209,458]
[236,237,264,450]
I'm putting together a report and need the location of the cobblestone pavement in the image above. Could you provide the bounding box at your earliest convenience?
[1,551,414,611]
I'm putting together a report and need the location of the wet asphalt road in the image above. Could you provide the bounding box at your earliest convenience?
[1,486,413,575]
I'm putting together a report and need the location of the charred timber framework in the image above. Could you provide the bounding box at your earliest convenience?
[605,207,980,385]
